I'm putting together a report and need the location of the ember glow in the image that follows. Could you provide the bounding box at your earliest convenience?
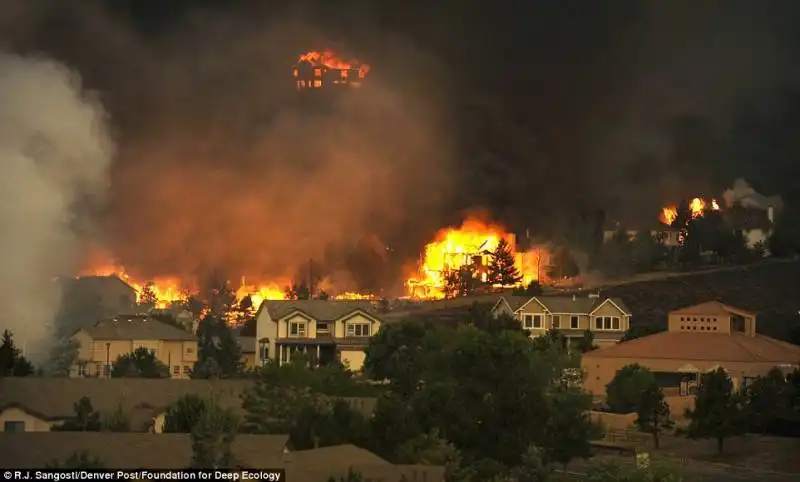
[406,217,549,299]
[293,50,371,89]
[77,265,287,310]
[659,197,721,226]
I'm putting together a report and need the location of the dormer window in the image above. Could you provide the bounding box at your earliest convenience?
[346,323,371,337]
[289,322,307,337]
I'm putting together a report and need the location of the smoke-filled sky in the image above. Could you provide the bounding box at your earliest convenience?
[2,0,800,291]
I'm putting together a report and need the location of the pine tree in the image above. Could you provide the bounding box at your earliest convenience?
[0,330,34,377]
[193,315,244,379]
[487,238,522,286]
[686,368,746,454]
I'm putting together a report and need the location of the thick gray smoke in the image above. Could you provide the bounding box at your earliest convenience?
[0,53,114,362]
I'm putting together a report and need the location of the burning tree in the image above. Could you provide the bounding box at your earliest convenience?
[443,265,481,299]
[487,238,522,286]
[139,281,158,308]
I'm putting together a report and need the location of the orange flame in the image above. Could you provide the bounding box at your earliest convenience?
[297,50,371,77]
[406,216,550,299]
[659,197,720,226]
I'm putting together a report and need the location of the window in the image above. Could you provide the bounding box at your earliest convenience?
[172,365,180,375]
[313,80,322,88]
[552,315,561,329]
[183,366,191,375]
[532,315,543,329]
[317,322,330,333]
[314,68,322,77]
[4,421,25,433]
[78,364,87,377]
[570,316,579,329]
[185,347,194,354]
[346,323,371,337]
[594,317,622,331]
[289,322,307,337]
[523,314,534,329]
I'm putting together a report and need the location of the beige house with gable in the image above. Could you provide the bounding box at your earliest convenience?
[255,300,382,371]
[492,294,631,347]
[71,315,198,379]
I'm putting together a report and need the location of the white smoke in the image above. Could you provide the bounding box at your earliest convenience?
[0,53,114,363]
[722,178,782,211]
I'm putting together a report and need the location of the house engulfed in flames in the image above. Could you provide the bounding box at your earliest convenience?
[293,50,371,90]
[406,217,551,300]
[659,197,721,226]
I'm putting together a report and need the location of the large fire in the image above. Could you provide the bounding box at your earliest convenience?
[77,265,288,311]
[659,197,720,226]
[293,50,371,90]
[406,217,548,299]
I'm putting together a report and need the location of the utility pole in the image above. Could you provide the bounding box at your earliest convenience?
[308,258,314,299]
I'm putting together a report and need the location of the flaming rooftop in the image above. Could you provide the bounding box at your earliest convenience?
[293,50,371,90]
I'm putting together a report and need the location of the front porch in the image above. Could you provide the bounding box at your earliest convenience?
[277,338,338,366]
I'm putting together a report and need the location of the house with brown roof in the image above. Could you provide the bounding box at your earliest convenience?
[56,275,138,333]
[0,433,444,481]
[255,300,382,371]
[492,295,632,347]
[71,315,198,379]
[0,378,378,433]
[582,301,800,397]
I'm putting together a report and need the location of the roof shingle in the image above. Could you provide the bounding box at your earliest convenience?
[259,300,378,322]
[79,315,196,341]
[584,331,800,363]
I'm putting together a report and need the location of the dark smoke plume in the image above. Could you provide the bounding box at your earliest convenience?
[1,1,456,292]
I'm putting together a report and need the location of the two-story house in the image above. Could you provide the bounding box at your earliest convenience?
[602,221,682,248]
[56,275,139,333]
[255,300,381,371]
[491,294,631,347]
[71,315,198,379]
[582,301,800,397]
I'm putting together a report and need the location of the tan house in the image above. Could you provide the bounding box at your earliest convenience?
[582,301,800,396]
[0,433,444,480]
[492,294,632,347]
[255,300,382,371]
[71,315,198,379]
[0,378,377,434]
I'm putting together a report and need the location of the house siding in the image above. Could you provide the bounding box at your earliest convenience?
[582,356,787,396]
[72,336,197,379]
[340,350,367,371]
[0,407,53,432]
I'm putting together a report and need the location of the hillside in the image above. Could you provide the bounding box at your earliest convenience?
[386,260,800,342]
[601,260,800,340]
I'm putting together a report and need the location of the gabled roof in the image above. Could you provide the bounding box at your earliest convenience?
[62,275,136,294]
[495,295,632,316]
[0,379,378,428]
[0,433,288,469]
[584,330,800,363]
[670,301,756,318]
[78,315,196,341]
[258,300,379,322]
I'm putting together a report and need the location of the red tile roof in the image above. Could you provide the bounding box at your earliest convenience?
[584,331,800,363]
[669,301,756,318]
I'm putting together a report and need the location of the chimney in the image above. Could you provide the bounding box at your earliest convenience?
[767,205,775,223]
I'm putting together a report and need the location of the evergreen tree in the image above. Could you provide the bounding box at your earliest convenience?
[745,367,791,433]
[193,315,244,379]
[487,238,522,286]
[686,368,746,454]
[0,330,34,377]
[52,397,102,431]
[190,402,239,469]
[111,347,170,378]
[575,330,597,353]
[636,385,674,449]
[139,281,158,308]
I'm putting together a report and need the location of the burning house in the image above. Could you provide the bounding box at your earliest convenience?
[293,50,371,91]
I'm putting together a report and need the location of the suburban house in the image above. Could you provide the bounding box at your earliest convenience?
[0,433,444,480]
[255,300,383,370]
[724,205,775,249]
[602,221,682,248]
[492,295,632,347]
[56,275,138,333]
[0,378,377,434]
[237,335,257,370]
[582,301,800,397]
[70,315,198,379]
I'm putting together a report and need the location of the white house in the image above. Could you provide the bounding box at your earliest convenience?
[255,300,382,371]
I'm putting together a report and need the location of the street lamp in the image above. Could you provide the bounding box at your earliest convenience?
[105,342,111,378]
